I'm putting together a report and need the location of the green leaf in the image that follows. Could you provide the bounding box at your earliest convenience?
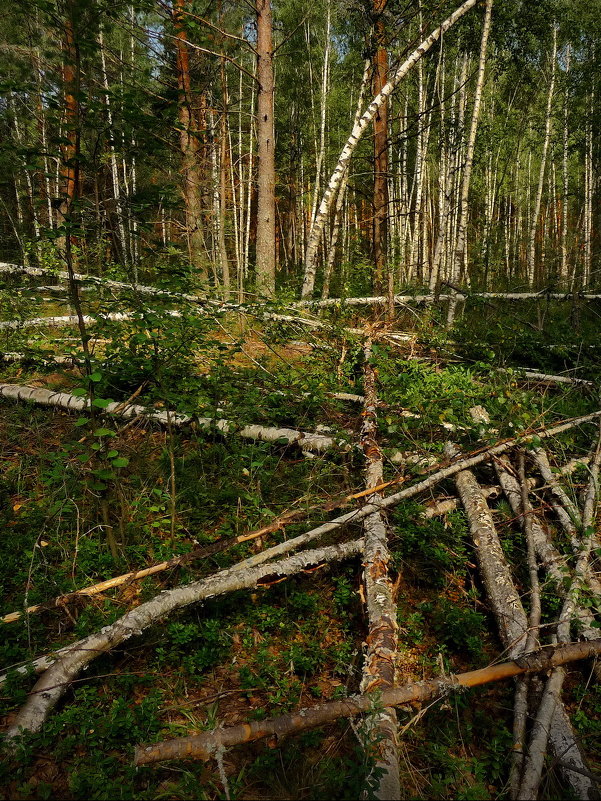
[90,481,107,491]
[89,371,102,382]
[107,449,119,459]
[93,468,116,480]
[72,387,87,397]
[94,428,115,437]
[75,417,89,427]
[92,398,113,409]
[111,457,129,468]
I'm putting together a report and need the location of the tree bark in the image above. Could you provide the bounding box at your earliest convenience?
[5,539,362,740]
[255,0,276,296]
[447,0,493,326]
[173,0,207,284]
[527,26,557,286]
[359,340,400,799]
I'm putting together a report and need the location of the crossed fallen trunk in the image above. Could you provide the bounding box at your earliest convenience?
[134,640,601,766]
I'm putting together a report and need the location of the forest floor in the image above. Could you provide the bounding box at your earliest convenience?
[0,285,600,800]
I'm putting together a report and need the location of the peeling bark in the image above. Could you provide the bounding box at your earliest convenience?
[5,539,362,740]
[359,339,400,798]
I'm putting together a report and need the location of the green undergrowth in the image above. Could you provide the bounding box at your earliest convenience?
[0,307,599,799]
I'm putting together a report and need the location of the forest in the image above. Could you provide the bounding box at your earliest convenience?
[0,0,601,798]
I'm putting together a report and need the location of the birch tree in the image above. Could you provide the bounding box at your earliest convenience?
[301,0,480,298]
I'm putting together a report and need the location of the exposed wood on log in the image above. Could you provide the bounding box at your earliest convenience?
[359,339,400,798]
[4,539,362,740]
[134,640,601,766]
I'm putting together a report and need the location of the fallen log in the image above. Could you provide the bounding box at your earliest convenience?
[359,340,400,798]
[4,539,362,740]
[0,262,368,338]
[2,484,499,627]
[0,312,133,331]
[448,442,594,799]
[0,383,345,454]
[494,456,601,645]
[291,293,601,308]
[133,640,601,766]
[517,434,601,800]
[228,408,601,574]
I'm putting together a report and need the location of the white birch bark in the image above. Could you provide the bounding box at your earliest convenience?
[300,0,480,297]
[99,29,128,268]
[447,0,493,324]
[0,383,347,453]
[5,539,362,740]
[527,27,557,285]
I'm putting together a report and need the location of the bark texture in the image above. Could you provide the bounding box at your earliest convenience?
[359,340,400,799]
[301,0,480,297]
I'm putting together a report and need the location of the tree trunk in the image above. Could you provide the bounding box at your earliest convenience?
[173,0,207,284]
[255,0,276,296]
[527,26,557,286]
[447,0,493,325]
[372,0,389,298]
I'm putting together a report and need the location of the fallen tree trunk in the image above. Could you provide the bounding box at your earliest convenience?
[0,383,345,454]
[448,443,594,799]
[359,340,400,799]
[0,262,368,337]
[494,456,601,646]
[292,293,601,307]
[4,539,362,740]
[446,443,527,656]
[0,312,133,331]
[227,408,601,574]
[2,485,500,628]
[133,640,601,766]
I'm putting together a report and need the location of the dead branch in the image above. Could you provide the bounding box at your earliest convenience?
[494,457,601,649]
[220,408,601,575]
[1,508,311,625]
[4,540,362,740]
[133,640,601,766]
[510,453,543,797]
[531,448,582,528]
[3,485,501,627]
